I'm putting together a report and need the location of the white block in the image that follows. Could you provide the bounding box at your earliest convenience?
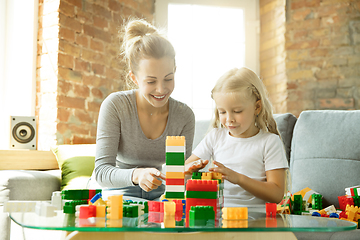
[166,166,184,172]
[3,201,36,212]
[166,146,185,152]
[35,202,56,217]
[51,191,62,210]
[165,185,185,192]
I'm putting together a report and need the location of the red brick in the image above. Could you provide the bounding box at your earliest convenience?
[123,0,139,10]
[58,52,74,69]
[106,67,120,79]
[316,5,339,17]
[90,39,104,52]
[82,49,107,64]
[318,98,354,109]
[64,0,82,8]
[58,79,73,95]
[83,75,102,87]
[76,10,92,24]
[57,108,71,122]
[58,95,85,109]
[88,101,101,112]
[59,27,75,42]
[75,34,88,47]
[73,135,96,144]
[94,5,112,19]
[293,9,312,21]
[93,16,108,29]
[83,25,111,43]
[74,84,90,98]
[58,67,82,82]
[75,58,90,72]
[91,88,103,99]
[122,6,135,16]
[59,14,81,32]
[291,0,321,10]
[108,0,122,12]
[286,40,319,50]
[92,63,105,75]
[59,0,75,17]
[75,109,93,124]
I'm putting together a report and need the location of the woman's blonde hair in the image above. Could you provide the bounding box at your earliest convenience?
[210,67,280,136]
[119,18,176,90]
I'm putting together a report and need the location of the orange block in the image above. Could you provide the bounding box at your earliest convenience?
[201,172,212,180]
[166,136,185,146]
[222,207,248,220]
[107,195,123,220]
[166,172,184,179]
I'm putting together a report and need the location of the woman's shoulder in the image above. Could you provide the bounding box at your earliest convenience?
[169,97,194,117]
[102,90,136,105]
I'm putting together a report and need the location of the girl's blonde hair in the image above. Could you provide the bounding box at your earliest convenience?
[211,67,280,136]
[119,18,176,89]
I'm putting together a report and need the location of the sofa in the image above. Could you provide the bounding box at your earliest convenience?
[0,110,359,240]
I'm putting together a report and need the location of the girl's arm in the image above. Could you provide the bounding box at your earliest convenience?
[184,154,209,175]
[209,161,285,203]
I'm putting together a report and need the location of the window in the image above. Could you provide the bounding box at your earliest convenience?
[0,0,38,149]
[155,0,259,121]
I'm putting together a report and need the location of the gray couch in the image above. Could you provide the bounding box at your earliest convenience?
[1,111,359,240]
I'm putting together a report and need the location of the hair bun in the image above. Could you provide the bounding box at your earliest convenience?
[125,19,157,41]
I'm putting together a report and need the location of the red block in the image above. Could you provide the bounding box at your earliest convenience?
[266,218,277,228]
[148,212,163,223]
[79,205,96,219]
[88,190,96,200]
[185,198,218,227]
[266,203,277,217]
[338,195,354,211]
[186,180,218,192]
[166,178,185,185]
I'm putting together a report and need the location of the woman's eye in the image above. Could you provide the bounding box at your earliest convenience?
[165,78,173,81]
[234,111,242,113]
[218,111,225,114]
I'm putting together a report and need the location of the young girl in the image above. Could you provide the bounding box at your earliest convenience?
[89,19,195,200]
[185,67,288,209]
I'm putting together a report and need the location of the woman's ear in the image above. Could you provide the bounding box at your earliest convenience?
[129,71,138,85]
[255,100,262,115]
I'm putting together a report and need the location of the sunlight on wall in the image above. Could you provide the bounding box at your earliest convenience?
[168,4,245,121]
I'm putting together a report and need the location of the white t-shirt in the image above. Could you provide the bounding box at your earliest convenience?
[193,128,288,208]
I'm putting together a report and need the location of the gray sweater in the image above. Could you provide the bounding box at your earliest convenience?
[93,89,195,188]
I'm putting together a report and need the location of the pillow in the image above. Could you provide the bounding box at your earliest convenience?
[51,144,96,190]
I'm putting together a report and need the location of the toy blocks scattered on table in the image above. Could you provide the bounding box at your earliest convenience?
[311,194,323,210]
[338,195,355,211]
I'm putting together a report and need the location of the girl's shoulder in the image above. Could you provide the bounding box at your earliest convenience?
[207,128,228,139]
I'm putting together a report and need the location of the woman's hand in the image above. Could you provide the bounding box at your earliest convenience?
[209,160,241,185]
[184,159,209,175]
[132,168,166,192]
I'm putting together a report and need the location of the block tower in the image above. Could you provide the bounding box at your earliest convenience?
[165,136,186,199]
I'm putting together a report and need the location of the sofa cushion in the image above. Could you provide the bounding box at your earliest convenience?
[274,113,297,163]
[0,170,61,204]
[290,110,360,208]
[51,144,95,190]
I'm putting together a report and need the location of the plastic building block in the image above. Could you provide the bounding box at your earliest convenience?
[77,205,96,219]
[266,218,277,228]
[185,197,218,227]
[353,196,360,207]
[222,207,248,220]
[51,191,62,210]
[266,203,277,217]
[292,187,318,204]
[96,205,106,218]
[338,195,354,211]
[192,172,202,179]
[90,192,102,204]
[165,185,185,192]
[186,190,217,199]
[165,153,185,165]
[189,206,215,227]
[123,205,138,217]
[166,165,184,172]
[166,178,184,185]
[201,172,212,180]
[163,215,175,228]
[166,171,184,179]
[311,194,323,210]
[164,201,176,215]
[148,201,162,212]
[63,200,88,214]
[166,145,185,152]
[107,195,123,220]
[166,136,185,146]
[35,202,56,217]
[329,213,339,218]
[186,180,218,192]
[346,185,360,197]
[222,220,248,228]
[293,194,303,214]
[211,172,223,180]
[107,219,123,228]
[148,212,163,223]
[165,192,184,199]
[3,201,36,213]
[345,205,360,222]
[312,212,321,217]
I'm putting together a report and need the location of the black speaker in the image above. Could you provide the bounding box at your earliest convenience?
[10,116,37,150]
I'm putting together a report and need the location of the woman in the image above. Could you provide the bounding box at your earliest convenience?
[89,19,195,200]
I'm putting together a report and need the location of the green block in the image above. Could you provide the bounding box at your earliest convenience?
[353,196,360,207]
[186,191,217,199]
[312,194,322,210]
[123,205,138,217]
[165,192,184,199]
[63,200,87,214]
[62,189,89,200]
[189,206,215,227]
[166,152,185,165]
[192,172,202,179]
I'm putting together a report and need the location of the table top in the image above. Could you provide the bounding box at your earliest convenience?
[10,211,357,233]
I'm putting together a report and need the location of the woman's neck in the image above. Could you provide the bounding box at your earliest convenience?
[135,90,169,116]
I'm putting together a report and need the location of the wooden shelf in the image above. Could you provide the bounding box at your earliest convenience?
[0,150,59,170]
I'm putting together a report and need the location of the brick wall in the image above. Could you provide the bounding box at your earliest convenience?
[259,0,287,114]
[260,0,360,117]
[36,0,154,150]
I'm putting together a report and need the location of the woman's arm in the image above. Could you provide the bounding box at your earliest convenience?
[210,161,285,203]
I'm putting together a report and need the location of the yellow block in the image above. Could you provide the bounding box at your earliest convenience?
[222,220,248,228]
[164,201,176,215]
[107,195,123,220]
[201,172,212,180]
[163,215,175,228]
[166,172,184,179]
[166,136,185,146]
[222,207,248,220]
[96,205,106,218]
[211,172,223,180]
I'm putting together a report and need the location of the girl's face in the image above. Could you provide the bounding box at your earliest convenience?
[131,57,175,109]
[213,91,261,138]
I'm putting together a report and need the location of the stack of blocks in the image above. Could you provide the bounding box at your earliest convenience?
[165,136,186,199]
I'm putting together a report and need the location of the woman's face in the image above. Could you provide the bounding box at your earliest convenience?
[131,57,175,109]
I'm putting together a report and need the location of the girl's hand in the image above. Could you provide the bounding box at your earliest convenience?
[209,160,241,185]
[184,159,209,175]
[132,168,166,192]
